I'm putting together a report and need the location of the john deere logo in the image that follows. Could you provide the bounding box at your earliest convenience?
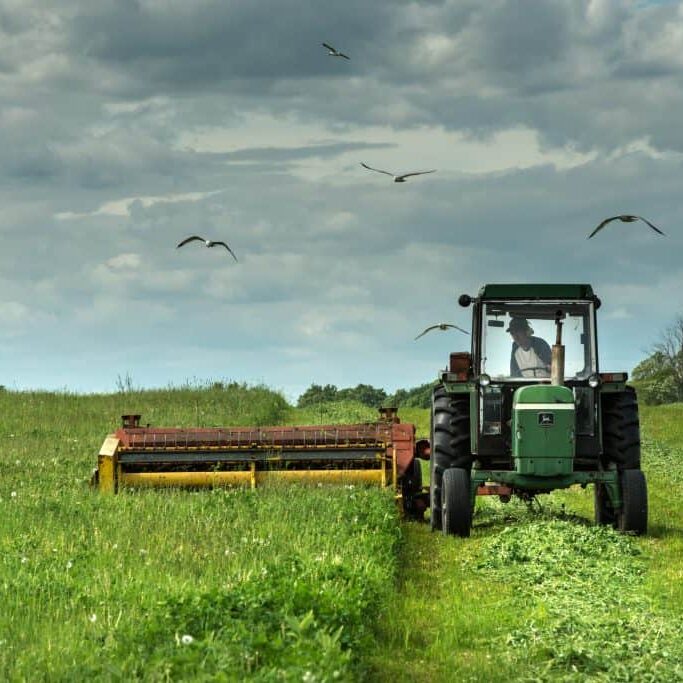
[538,413,554,426]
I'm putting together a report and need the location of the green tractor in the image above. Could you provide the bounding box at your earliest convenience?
[430,284,647,537]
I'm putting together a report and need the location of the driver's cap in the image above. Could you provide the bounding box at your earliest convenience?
[506,317,532,333]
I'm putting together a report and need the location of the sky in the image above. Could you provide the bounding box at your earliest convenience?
[1,0,682,400]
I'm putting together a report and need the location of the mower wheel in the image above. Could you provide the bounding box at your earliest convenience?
[617,469,648,535]
[441,467,472,538]
[430,386,471,532]
[594,483,616,527]
[601,387,641,470]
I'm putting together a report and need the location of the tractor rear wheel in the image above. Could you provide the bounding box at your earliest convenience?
[429,386,472,531]
[601,387,641,470]
[617,469,648,535]
[594,483,616,527]
[442,468,472,537]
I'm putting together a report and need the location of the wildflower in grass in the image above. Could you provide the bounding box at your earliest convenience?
[11,491,17,498]
[89,614,97,623]
[66,560,73,570]
[303,671,315,683]
[181,634,194,645]
[21,556,28,564]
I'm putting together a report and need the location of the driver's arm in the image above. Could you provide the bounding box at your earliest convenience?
[510,345,521,377]
[534,337,552,369]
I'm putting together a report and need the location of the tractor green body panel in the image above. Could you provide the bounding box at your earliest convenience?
[512,385,575,476]
[478,283,596,300]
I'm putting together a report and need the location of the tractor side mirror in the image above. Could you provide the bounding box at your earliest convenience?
[458,294,472,307]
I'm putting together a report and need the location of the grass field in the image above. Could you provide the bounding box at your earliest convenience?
[1,386,682,681]
[0,386,399,681]
[372,403,683,682]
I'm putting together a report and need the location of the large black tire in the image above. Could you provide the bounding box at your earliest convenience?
[442,468,472,537]
[601,387,641,470]
[617,469,648,535]
[429,386,472,531]
[594,483,616,527]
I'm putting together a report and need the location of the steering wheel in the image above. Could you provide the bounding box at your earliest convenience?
[517,366,551,377]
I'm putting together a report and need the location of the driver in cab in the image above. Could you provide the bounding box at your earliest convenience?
[508,317,551,378]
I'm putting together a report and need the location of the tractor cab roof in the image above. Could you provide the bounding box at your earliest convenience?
[477,284,596,301]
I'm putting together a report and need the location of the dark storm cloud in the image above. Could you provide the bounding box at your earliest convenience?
[68,0,395,88]
[38,0,678,154]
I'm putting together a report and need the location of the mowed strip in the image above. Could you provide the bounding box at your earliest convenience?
[369,406,683,682]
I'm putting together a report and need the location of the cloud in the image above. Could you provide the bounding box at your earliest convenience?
[105,252,141,269]
[55,189,224,219]
[1,0,683,393]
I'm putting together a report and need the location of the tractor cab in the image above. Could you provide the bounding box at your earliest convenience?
[472,290,600,468]
[456,285,602,471]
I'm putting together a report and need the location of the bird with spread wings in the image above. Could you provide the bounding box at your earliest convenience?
[176,236,238,262]
[415,323,469,340]
[587,215,665,239]
[322,42,350,60]
[361,162,436,183]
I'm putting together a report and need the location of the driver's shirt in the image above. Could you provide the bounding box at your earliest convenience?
[515,345,550,378]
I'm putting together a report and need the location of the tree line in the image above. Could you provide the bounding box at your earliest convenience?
[631,315,683,405]
[297,382,435,410]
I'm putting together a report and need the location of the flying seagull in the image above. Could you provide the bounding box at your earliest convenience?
[587,215,665,239]
[176,236,238,261]
[360,162,436,183]
[322,42,350,60]
[415,323,470,340]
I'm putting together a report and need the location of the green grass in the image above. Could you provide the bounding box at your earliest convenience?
[371,405,683,682]
[0,387,400,681]
[3,388,683,681]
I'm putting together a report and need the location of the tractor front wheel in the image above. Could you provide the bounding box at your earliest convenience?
[617,469,648,535]
[442,468,472,537]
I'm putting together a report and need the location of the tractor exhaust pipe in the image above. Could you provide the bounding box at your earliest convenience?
[551,310,565,386]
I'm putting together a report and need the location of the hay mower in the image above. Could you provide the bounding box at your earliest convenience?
[92,407,430,518]
[92,283,647,538]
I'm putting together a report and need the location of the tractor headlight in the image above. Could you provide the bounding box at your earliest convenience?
[478,373,491,387]
[588,373,600,388]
